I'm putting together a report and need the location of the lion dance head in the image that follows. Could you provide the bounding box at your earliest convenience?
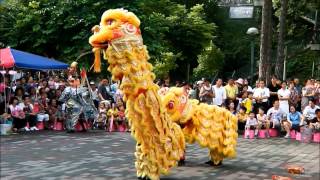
[89,8,142,73]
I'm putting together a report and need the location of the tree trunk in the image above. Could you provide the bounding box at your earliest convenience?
[259,0,273,82]
[275,0,288,79]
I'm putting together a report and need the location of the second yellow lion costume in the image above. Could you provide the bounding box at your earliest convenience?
[162,87,238,165]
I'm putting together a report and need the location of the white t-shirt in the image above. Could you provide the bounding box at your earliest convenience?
[9,105,23,117]
[303,105,320,120]
[253,87,270,102]
[277,88,290,114]
[246,117,258,126]
[212,85,226,106]
[19,103,34,112]
[277,88,290,101]
[267,107,285,123]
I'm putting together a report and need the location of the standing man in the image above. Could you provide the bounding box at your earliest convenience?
[268,76,281,108]
[98,79,114,104]
[294,78,303,111]
[199,79,214,105]
[224,78,238,106]
[253,80,270,112]
[212,78,226,106]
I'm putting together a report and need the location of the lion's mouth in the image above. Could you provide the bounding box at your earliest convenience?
[91,41,109,48]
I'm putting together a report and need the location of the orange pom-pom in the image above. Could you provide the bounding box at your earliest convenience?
[93,48,101,72]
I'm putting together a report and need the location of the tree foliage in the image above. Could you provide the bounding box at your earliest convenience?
[193,41,224,80]
[0,0,316,81]
[0,0,217,80]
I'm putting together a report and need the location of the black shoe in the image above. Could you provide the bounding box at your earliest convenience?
[66,130,75,133]
[137,176,150,180]
[205,160,214,166]
[205,160,222,166]
[178,159,185,166]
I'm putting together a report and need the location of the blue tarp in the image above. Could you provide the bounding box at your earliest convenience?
[0,48,69,70]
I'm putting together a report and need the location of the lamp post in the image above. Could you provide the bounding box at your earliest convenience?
[246,27,259,83]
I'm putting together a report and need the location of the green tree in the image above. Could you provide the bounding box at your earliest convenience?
[193,41,224,80]
[0,0,218,81]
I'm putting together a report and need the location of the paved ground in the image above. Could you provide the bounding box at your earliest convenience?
[0,131,319,180]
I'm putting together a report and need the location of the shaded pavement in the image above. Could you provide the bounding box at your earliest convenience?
[0,131,319,180]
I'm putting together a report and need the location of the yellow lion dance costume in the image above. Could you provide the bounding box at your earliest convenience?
[89,9,237,180]
[162,87,238,165]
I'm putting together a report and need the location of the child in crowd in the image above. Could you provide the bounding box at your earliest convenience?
[96,102,108,129]
[245,111,259,137]
[107,103,118,131]
[227,101,236,115]
[236,106,247,131]
[237,91,248,111]
[257,107,270,137]
[241,91,254,114]
[116,104,127,131]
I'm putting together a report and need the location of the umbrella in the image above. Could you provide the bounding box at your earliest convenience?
[0,48,69,70]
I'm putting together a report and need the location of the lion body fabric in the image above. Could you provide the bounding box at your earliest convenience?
[106,45,185,180]
[162,87,238,164]
[89,9,237,180]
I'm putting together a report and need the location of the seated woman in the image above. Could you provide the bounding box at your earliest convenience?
[19,96,38,131]
[287,106,304,133]
[309,109,320,131]
[257,107,270,137]
[37,93,50,129]
[266,100,283,130]
[9,97,27,132]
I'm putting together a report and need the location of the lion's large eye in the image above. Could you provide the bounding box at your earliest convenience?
[106,19,115,26]
[168,101,174,109]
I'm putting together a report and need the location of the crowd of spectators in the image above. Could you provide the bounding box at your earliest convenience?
[1,71,319,139]
[158,76,320,138]
[0,72,126,133]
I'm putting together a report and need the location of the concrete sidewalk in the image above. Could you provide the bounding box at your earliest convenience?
[0,131,319,180]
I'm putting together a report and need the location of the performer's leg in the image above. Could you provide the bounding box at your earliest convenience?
[66,111,79,133]
[135,143,159,180]
[79,114,87,132]
[178,151,186,166]
[206,149,223,166]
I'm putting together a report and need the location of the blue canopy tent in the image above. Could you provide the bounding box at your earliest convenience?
[0,48,69,70]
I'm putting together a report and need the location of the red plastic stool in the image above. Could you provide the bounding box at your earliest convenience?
[118,124,126,132]
[243,130,254,139]
[268,129,278,137]
[54,122,64,131]
[36,121,44,130]
[312,132,320,143]
[258,130,267,138]
[290,130,296,139]
[296,132,302,141]
[75,122,83,131]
